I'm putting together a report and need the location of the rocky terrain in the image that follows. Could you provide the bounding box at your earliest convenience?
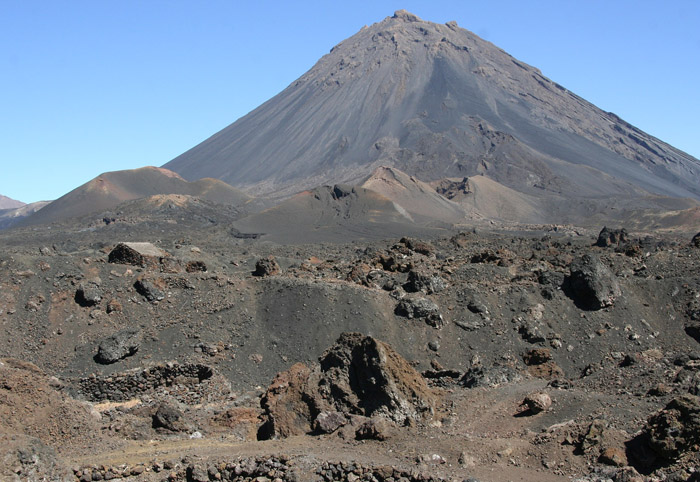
[3,9,700,482]
[1,202,700,481]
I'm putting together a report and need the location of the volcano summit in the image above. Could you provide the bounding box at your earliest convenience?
[165,10,699,217]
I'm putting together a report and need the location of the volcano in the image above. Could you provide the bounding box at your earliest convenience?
[164,10,700,214]
[17,166,250,226]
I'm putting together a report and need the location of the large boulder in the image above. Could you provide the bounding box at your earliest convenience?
[565,254,622,310]
[95,329,142,364]
[75,280,102,307]
[152,402,189,432]
[108,242,169,269]
[253,256,281,277]
[259,333,435,439]
[595,226,629,248]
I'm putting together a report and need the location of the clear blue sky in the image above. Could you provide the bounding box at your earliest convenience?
[2,1,698,203]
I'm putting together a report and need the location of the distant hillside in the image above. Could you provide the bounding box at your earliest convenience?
[0,201,50,229]
[0,195,25,210]
[233,184,448,243]
[17,166,251,226]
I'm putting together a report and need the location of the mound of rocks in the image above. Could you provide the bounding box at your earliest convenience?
[645,395,700,461]
[259,333,435,439]
[77,362,217,402]
[316,461,448,482]
[0,358,105,453]
[253,256,281,276]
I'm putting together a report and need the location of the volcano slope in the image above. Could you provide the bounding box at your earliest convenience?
[2,203,700,481]
[165,10,700,218]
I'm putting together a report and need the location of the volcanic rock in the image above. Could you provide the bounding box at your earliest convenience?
[645,395,700,461]
[108,242,169,269]
[134,277,165,302]
[75,280,102,307]
[596,227,629,248]
[354,417,393,441]
[404,269,447,294]
[315,333,435,421]
[461,361,522,388]
[253,256,281,277]
[522,392,552,414]
[565,254,622,310]
[395,297,444,327]
[152,402,188,432]
[523,348,552,366]
[95,329,142,364]
[313,411,347,434]
[258,362,314,439]
[692,232,700,248]
[259,333,435,439]
[185,260,207,273]
[400,237,435,256]
[599,447,627,467]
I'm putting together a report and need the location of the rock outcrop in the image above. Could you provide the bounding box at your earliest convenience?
[259,333,435,439]
[595,227,629,248]
[565,254,622,310]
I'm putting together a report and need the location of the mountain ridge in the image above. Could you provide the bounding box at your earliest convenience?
[0,194,25,210]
